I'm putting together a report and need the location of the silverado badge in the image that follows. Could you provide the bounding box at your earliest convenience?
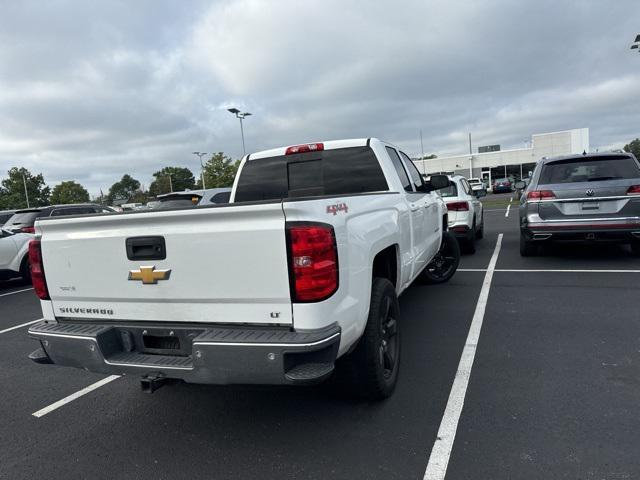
[128,266,171,285]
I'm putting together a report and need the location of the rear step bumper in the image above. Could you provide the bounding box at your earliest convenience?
[28,321,340,385]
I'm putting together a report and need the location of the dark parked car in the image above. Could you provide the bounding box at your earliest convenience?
[151,188,232,210]
[492,177,513,193]
[518,152,640,256]
[0,209,17,228]
[3,204,115,234]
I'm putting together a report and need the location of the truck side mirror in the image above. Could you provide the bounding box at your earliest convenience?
[514,181,526,189]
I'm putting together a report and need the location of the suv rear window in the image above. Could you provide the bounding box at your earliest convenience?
[540,156,640,184]
[3,211,40,228]
[234,146,389,202]
[0,213,14,225]
[439,182,457,198]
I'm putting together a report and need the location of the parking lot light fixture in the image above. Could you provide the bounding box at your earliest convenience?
[227,108,252,156]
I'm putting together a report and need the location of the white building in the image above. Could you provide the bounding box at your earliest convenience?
[414,128,589,186]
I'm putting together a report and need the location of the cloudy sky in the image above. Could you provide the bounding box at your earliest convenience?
[1,0,639,195]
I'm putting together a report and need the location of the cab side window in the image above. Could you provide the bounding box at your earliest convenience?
[386,147,413,192]
[400,152,424,191]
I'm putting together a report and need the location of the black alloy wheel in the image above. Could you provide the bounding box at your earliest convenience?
[420,231,460,284]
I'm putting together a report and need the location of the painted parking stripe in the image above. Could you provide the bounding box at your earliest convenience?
[0,318,42,335]
[32,375,121,418]
[458,268,640,273]
[0,287,34,298]
[424,233,503,480]
[505,204,511,217]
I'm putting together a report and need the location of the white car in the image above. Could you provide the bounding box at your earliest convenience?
[0,228,32,281]
[467,177,487,194]
[27,138,459,400]
[441,175,484,253]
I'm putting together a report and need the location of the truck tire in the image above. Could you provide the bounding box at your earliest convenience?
[420,231,460,284]
[630,240,640,256]
[339,278,400,400]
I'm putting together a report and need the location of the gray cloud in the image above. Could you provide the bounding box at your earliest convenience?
[0,0,638,196]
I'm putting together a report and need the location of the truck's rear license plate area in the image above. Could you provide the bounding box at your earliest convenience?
[143,334,181,351]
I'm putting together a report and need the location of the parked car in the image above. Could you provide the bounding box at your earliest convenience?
[0,210,17,228]
[27,138,458,400]
[518,152,640,256]
[152,188,232,210]
[493,177,514,193]
[0,229,32,281]
[439,176,484,253]
[2,204,115,234]
[467,178,487,195]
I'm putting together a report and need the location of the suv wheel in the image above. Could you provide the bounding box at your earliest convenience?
[520,233,537,256]
[20,256,31,283]
[464,219,477,254]
[420,231,460,284]
[341,278,400,400]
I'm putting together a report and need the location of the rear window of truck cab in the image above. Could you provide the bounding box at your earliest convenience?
[234,146,389,202]
[539,156,640,184]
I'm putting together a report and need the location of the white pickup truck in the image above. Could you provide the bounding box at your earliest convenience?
[27,138,459,399]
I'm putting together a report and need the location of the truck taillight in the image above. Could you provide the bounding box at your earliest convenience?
[285,143,324,155]
[21,226,35,234]
[28,239,49,300]
[446,201,469,211]
[627,185,640,195]
[526,190,555,201]
[286,223,338,302]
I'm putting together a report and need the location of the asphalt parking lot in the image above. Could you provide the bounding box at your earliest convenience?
[1,194,639,480]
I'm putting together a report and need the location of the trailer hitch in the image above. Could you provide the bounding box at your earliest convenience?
[140,373,169,394]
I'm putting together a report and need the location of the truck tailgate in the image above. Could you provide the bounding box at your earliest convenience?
[37,203,293,325]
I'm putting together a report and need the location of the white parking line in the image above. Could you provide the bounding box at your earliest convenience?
[0,318,42,335]
[505,204,511,217]
[0,287,33,298]
[458,268,640,273]
[32,375,121,418]
[424,233,503,480]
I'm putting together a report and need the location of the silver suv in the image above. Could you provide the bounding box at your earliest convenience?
[518,152,640,256]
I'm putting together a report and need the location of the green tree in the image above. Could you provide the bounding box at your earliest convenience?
[148,167,196,196]
[49,180,90,205]
[422,154,438,160]
[623,138,640,159]
[106,174,141,205]
[0,167,50,209]
[196,152,239,189]
[129,190,149,204]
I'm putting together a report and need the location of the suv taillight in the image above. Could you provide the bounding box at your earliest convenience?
[286,223,338,302]
[526,190,555,201]
[28,239,49,300]
[627,185,640,195]
[446,201,469,211]
[21,226,35,234]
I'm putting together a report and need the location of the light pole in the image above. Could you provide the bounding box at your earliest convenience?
[192,152,208,190]
[227,108,252,156]
[22,174,30,208]
[167,173,173,193]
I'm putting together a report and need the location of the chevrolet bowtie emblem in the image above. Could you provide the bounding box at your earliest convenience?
[128,266,171,285]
